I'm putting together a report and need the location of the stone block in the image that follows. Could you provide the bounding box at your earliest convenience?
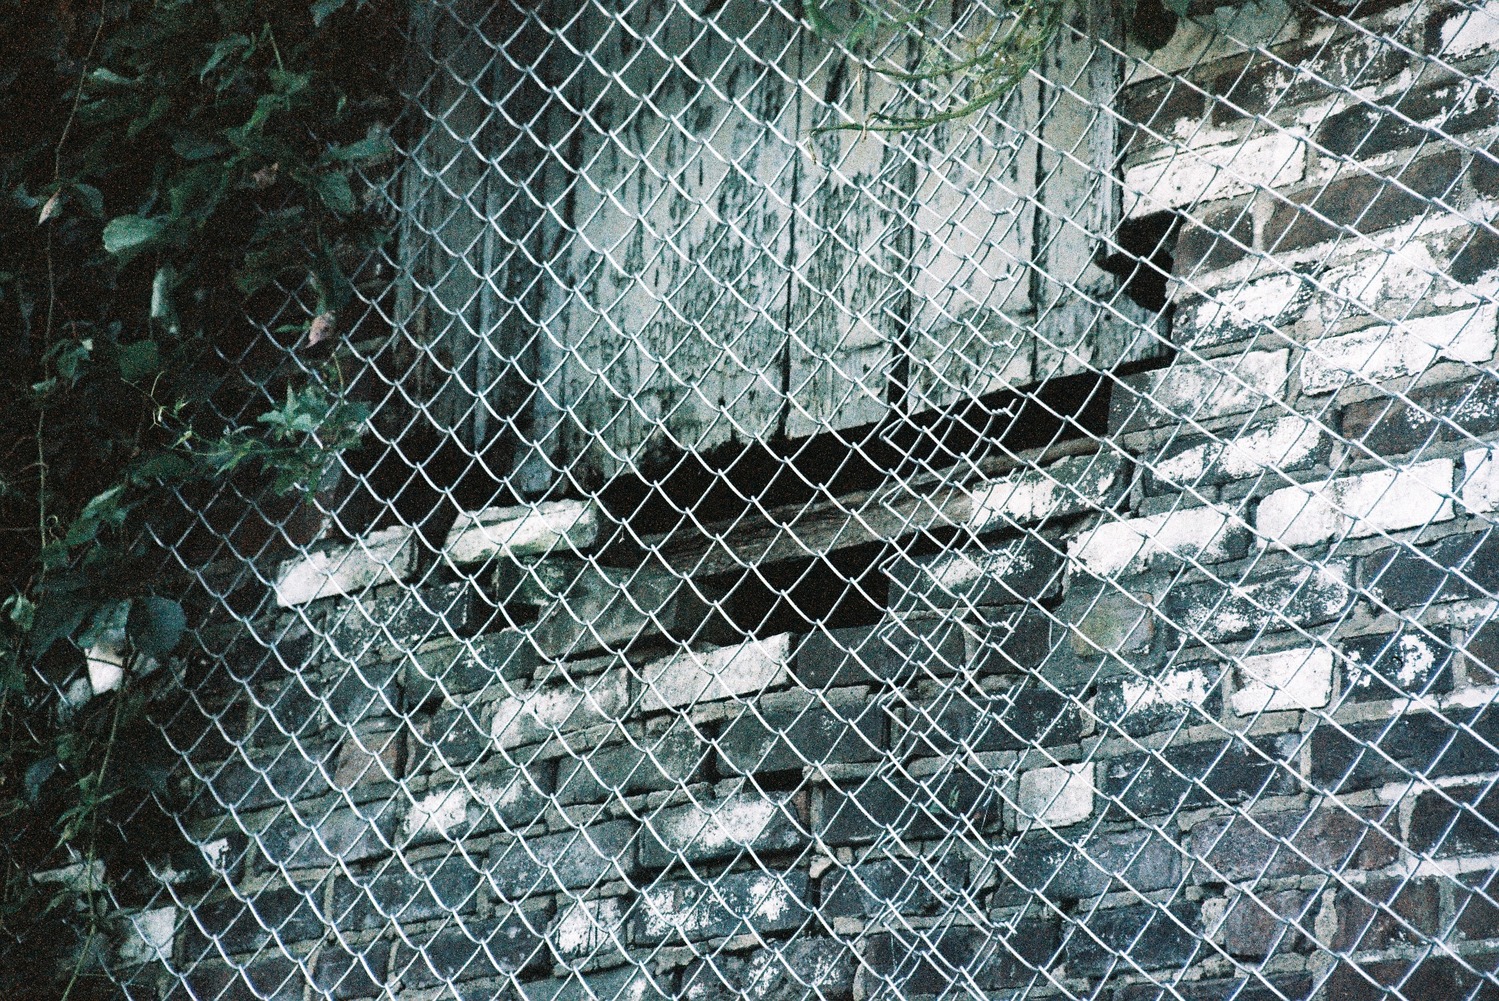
[636,635,791,713]
[390,910,548,987]
[1064,904,1198,976]
[547,896,628,964]
[816,768,997,846]
[313,941,391,1000]
[488,820,639,896]
[1343,628,1455,701]
[443,499,599,565]
[1190,806,1399,882]
[1016,764,1095,827]
[330,854,485,932]
[1409,781,1499,857]
[1264,148,1464,251]
[633,869,810,943]
[273,525,416,608]
[1163,561,1353,645]
[257,799,399,869]
[332,724,403,792]
[968,453,1128,531]
[324,657,404,726]
[1221,889,1311,960]
[1309,706,1499,791]
[1114,975,1314,1001]
[1453,871,1499,940]
[1125,131,1306,218]
[1231,645,1335,715]
[638,791,806,870]
[1109,350,1290,435]
[1363,531,1499,609]
[717,700,887,775]
[679,938,855,1001]
[1101,736,1299,816]
[1069,505,1246,579]
[1301,306,1498,395]
[820,856,968,918]
[404,630,540,705]
[1148,415,1327,492]
[1330,876,1440,952]
[886,537,1064,613]
[1000,828,1183,904]
[1095,662,1223,737]
[555,725,707,804]
[1255,459,1455,549]
[490,667,630,749]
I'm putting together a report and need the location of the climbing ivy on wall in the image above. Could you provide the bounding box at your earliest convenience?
[0,1,396,994]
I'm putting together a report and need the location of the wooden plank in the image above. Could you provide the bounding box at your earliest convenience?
[535,0,802,484]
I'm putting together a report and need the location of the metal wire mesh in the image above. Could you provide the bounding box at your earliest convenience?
[89,0,1499,997]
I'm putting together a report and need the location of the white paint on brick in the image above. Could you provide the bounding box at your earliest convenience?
[1190,272,1306,333]
[1125,131,1305,218]
[444,499,599,565]
[1119,666,1213,714]
[1300,305,1498,394]
[551,897,623,957]
[85,642,125,695]
[656,794,781,854]
[1135,350,1290,424]
[1439,0,1499,58]
[1254,458,1454,548]
[273,524,415,607]
[119,907,176,965]
[1462,447,1499,514]
[970,455,1123,530]
[404,787,468,839]
[201,838,229,869]
[1017,763,1095,827]
[637,635,791,712]
[1069,505,1237,578]
[1154,415,1322,485]
[490,671,629,749]
[1231,646,1334,714]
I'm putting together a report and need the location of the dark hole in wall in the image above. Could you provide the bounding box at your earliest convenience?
[1096,210,1180,315]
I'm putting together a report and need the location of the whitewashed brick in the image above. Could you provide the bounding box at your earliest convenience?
[444,499,599,565]
[490,670,630,748]
[637,635,791,712]
[1462,447,1499,514]
[403,787,469,839]
[1154,415,1323,485]
[1134,349,1290,425]
[1255,458,1454,548]
[1231,646,1334,714]
[1125,131,1305,218]
[1017,763,1095,827]
[970,454,1125,530]
[1300,305,1498,395]
[273,524,416,607]
[118,907,176,965]
[1069,506,1239,578]
[1437,0,1499,58]
[550,897,625,959]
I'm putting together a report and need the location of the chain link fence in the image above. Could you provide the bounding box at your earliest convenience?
[90,0,1499,997]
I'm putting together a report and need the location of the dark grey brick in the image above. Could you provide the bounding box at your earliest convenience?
[164,956,305,1001]
[330,854,486,932]
[816,768,999,846]
[1175,204,1255,276]
[489,820,639,896]
[886,537,1064,613]
[178,884,324,958]
[820,856,968,918]
[1309,706,1499,791]
[1362,532,1499,610]
[213,745,338,813]
[1100,736,1300,817]
[556,726,706,804]
[1329,875,1441,952]
[1190,806,1399,882]
[1265,149,1464,252]
[1163,562,1353,645]
[257,799,399,869]
[999,829,1183,905]
[313,941,390,1000]
[680,938,856,1001]
[718,700,888,775]
[1064,904,1199,976]
[639,792,806,869]
[515,965,675,1001]
[1317,79,1496,159]
[1341,376,1499,457]
[894,679,1083,756]
[864,922,1058,994]
[1114,975,1315,1001]
[390,910,549,987]
[404,630,540,706]
[1409,782,1499,857]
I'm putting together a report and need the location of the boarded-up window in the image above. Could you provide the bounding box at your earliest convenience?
[400,0,1166,493]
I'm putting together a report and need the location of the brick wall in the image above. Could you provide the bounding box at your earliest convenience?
[121,1,1499,998]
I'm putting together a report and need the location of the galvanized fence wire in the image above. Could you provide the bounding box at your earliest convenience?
[83,0,1499,998]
